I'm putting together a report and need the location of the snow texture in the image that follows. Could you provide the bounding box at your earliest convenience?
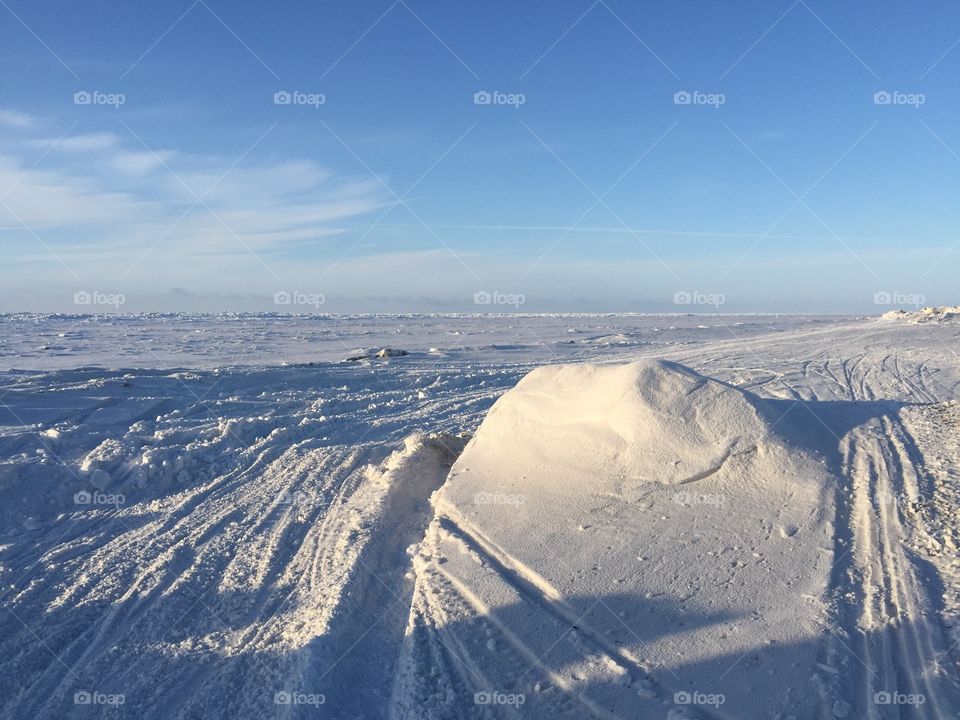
[0,313,958,719]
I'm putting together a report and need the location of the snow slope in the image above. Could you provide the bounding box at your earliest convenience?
[397,360,837,719]
[0,314,958,719]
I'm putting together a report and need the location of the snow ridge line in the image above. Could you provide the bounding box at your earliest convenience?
[676,442,757,486]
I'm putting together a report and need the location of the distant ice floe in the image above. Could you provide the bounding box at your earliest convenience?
[345,347,410,361]
[882,306,960,323]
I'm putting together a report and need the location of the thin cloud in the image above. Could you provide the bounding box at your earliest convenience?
[0,109,34,128]
[0,114,388,269]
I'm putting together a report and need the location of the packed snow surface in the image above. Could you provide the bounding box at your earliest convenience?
[1,313,959,719]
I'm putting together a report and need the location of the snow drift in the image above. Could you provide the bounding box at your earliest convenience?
[881,305,960,323]
[395,359,837,719]
[449,359,769,490]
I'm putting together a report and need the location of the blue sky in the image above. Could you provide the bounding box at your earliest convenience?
[1,0,958,312]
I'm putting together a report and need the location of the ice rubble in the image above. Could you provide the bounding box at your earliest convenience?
[881,305,960,323]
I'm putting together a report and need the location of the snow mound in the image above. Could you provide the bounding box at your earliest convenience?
[882,305,960,323]
[464,359,768,487]
[398,359,836,719]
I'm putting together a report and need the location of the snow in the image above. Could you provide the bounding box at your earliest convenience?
[346,347,410,361]
[0,312,846,371]
[401,359,836,718]
[446,359,777,487]
[881,305,960,323]
[1,313,959,718]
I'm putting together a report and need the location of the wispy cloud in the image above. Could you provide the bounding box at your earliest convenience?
[0,109,34,128]
[0,117,389,285]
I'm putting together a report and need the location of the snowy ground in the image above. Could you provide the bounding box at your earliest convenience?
[0,313,958,719]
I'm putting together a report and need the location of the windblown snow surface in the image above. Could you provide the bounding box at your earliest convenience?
[1,313,959,719]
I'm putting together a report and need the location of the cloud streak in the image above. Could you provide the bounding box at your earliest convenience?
[0,117,388,286]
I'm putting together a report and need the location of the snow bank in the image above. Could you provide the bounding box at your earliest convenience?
[398,359,836,718]
[451,359,769,490]
[881,305,960,323]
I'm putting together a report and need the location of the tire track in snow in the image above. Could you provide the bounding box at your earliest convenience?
[435,510,669,703]
[395,499,708,720]
[300,434,465,719]
[832,415,958,719]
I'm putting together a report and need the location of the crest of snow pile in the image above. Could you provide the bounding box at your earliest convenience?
[462,358,769,488]
[881,306,960,323]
